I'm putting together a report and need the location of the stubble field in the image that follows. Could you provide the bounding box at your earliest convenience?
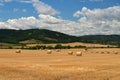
[0,48,120,80]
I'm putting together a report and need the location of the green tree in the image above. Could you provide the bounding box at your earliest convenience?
[55,44,62,49]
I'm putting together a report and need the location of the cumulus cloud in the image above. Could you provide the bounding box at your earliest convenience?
[31,0,59,15]
[0,1,120,36]
[73,6,120,35]
[0,14,79,35]
[74,6,120,21]
[1,11,119,36]
[1,0,59,15]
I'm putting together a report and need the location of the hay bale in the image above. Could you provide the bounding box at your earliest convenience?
[106,51,110,54]
[68,51,73,55]
[76,51,82,56]
[101,52,104,54]
[47,50,52,54]
[114,51,118,54]
[15,50,21,53]
[85,48,88,51]
[56,49,60,52]
[96,52,99,53]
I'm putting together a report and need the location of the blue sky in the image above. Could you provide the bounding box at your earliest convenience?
[0,0,119,21]
[0,0,120,36]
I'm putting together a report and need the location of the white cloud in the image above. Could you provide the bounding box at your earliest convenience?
[0,1,120,36]
[0,16,38,29]
[1,0,59,15]
[0,14,79,35]
[1,12,119,36]
[73,6,120,35]
[31,0,59,15]
[73,6,120,21]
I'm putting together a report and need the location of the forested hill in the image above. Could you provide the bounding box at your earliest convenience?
[79,35,120,46]
[0,29,120,46]
[0,29,78,44]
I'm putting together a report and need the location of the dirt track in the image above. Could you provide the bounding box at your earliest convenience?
[0,48,120,80]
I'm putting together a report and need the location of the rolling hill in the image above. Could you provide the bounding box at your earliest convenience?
[0,29,78,44]
[0,29,120,46]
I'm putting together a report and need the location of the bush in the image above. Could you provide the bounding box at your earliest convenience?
[8,46,13,49]
[55,44,63,49]
[74,45,86,48]
[46,46,54,49]
[23,44,87,50]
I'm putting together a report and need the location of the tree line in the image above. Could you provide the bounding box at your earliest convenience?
[21,44,86,50]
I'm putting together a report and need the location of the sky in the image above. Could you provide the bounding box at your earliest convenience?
[0,0,120,36]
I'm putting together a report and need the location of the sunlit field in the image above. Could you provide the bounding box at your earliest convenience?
[0,48,120,80]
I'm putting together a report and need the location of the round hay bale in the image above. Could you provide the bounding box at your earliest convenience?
[15,50,21,53]
[101,52,104,54]
[96,52,99,53]
[76,51,82,56]
[85,48,88,51]
[114,51,118,54]
[56,49,60,52]
[106,51,110,54]
[47,50,52,54]
[68,51,73,55]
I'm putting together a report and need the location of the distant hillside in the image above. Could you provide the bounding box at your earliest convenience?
[0,29,78,44]
[80,35,120,46]
[0,29,120,46]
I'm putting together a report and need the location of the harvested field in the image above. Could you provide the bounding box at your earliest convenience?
[26,42,111,47]
[0,48,120,80]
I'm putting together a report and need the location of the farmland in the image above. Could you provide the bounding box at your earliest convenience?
[0,48,120,80]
